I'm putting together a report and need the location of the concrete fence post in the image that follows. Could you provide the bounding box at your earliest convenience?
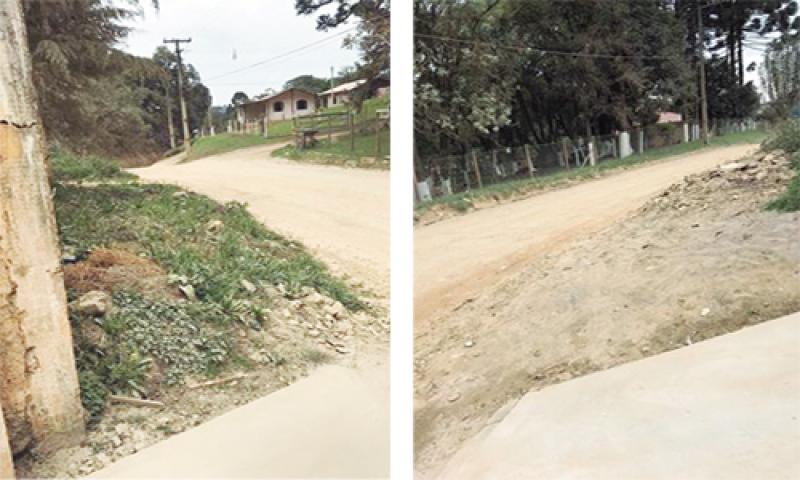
[416,178,432,202]
[588,138,597,166]
[683,123,690,143]
[619,131,632,158]
[638,128,645,154]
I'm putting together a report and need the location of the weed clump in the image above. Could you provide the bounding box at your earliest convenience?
[765,121,800,212]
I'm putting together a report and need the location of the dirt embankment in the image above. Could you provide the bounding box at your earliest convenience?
[414,149,800,476]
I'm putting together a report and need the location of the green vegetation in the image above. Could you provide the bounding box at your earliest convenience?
[273,129,390,169]
[186,134,289,162]
[416,129,768,218]
[53,153,361,417]
[321,96,389,122]
[766,121,800,212]
[50,149,136,182]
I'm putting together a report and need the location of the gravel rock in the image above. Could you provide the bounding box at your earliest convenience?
[74,290,113,316]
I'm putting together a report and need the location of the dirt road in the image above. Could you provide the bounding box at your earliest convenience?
[135,143,389,294]
[415,144,759,328]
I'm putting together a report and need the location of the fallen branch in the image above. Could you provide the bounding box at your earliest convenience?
[109,395,165,408]
[187,373,248,390]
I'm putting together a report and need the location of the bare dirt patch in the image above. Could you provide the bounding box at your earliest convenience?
[414,149,800,476]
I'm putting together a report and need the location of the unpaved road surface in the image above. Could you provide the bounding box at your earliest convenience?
[414,144,800,476]
[136,143,389,295]
[415,144,758,327]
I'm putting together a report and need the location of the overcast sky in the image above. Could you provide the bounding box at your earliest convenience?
[120,0,361,106]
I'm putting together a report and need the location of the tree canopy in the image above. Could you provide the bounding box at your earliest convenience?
[415,0,797,157]
[22,0,210,157]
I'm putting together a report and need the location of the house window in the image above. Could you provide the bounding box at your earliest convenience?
[297,99,308,111]
[273,101,284,113]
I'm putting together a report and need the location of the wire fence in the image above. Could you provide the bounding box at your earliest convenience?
[415,119,761,202]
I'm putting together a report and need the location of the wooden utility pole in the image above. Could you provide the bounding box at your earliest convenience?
[164,38,192,152]
[697,3,710,145]
[0,0,85,464]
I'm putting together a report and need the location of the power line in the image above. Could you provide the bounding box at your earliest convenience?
[207,27,357,82]
[414,33,683,60]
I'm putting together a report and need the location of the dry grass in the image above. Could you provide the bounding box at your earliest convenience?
[64,248,175,297]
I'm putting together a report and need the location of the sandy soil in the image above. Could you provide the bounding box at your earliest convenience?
[414,145,800,476]
[136,143,390,295]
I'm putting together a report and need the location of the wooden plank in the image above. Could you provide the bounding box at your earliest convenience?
[109,395,165,409]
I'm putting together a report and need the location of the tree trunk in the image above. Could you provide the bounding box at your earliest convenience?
[737,29,744,87]
[0,0,85,458]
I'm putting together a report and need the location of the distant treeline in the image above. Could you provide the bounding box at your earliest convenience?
[414,0,799,157]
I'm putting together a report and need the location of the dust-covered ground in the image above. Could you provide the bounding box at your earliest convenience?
[414,149,800,476]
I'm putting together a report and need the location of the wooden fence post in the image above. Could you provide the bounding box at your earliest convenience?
[561,138,570,169]
[350,111,355,152]
[472,150,483,189]
[463,153,471,190]
[524,144,535,177]
[375,114,381,159]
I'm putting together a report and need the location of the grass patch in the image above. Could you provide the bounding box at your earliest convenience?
[53,152,362,417]
[320,96,389,121]
[50,149,136,182]
[55,183,362,310]
[186,134,288,162]
[416,129,768,219]
[273,129,390,169]
[765,121,800,212]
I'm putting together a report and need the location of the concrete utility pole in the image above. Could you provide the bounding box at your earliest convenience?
[164,80,176,149]
[164,38,192,152]
[0,0,85,467]
[697,3,710,144]
[0,403,13,479]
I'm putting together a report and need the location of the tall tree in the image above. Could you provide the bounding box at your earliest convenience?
[284,74,331,93]
[1,0,85,460]
[296,0,390,108]
[414,0,694,157]
[761,36,800,119]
